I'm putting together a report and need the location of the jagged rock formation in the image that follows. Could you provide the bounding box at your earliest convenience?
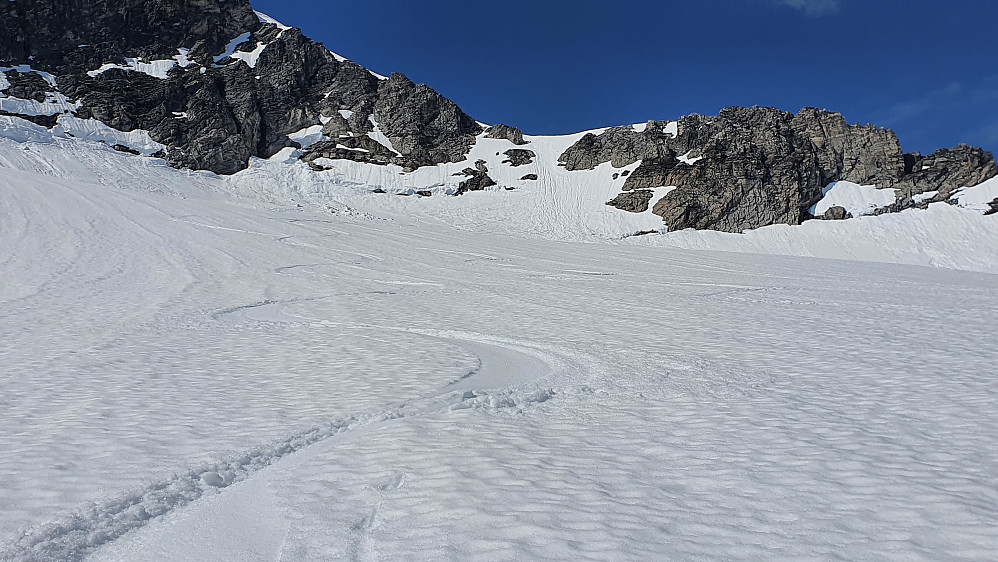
[455,160,496,195]
[0,0,481,174]
[301,136,396,169]
[894,145,998,206]
[1,69,50,101]
[372,73,483,171]
[574,107,998,232]
[485,124,527,145]
[0,0,258,73]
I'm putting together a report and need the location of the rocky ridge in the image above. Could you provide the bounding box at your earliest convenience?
[0,0,481,174]
[562,107,997,232]
[1,0,995,232]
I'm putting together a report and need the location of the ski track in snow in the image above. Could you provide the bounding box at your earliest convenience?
[0,128,997,560]
[4,326,559,562]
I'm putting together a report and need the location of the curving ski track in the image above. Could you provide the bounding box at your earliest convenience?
[1,330,561,562]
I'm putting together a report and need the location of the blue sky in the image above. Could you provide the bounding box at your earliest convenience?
[251,0,998,156]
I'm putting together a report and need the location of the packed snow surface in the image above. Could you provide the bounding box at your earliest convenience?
[0,120,997,561]
[810,180,898,217]
[954,175,998,212]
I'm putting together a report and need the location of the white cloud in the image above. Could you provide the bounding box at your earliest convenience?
[776,0,841,16]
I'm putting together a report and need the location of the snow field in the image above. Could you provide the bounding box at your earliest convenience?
[0,114,996,560]
[89,223,998,560]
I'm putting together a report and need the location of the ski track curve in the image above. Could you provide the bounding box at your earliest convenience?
[0,327,568,562]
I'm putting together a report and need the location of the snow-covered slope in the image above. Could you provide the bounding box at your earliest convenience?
[3,115,998,273]
[1,130,996,561]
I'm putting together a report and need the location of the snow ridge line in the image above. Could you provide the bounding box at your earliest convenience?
[0,332,562,562]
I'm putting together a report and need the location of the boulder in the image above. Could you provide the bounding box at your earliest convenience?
[820,206,850,220]
[486,124,527,145]
[607,190,655,213]
[502,148,536,167]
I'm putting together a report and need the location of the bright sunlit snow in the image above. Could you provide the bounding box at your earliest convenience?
[0,116,996,561]
[0,84,79,116]
[255,10,290,30]
[954,175,998,212]
[810,180,898,217]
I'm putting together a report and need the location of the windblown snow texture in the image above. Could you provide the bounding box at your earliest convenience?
[0,125,997,561]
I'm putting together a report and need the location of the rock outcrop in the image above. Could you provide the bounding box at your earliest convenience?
[894,144,998,206]
[820,206,850,221]
[372,73,483,171]
[607,190,655,213]
[0,0,482,174]
[485,124,527,145]
[584,107,998,232]
[502,148,535,167]
[455,161,497,195]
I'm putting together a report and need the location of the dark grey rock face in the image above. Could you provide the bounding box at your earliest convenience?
[1,69,52,101]
[1,0,482,175]
[520,173,538,181]
[595,106,998,232]
[0,0,258,74]
[651,107,829,232]
[559,122,675,171]
[895,144,998,205]
[485,124,527,145]
[455,163,496,195]
[621,156,682,191]
[820,206,850,220]
[502,148,535,167]
[372,73,483,171]
[607,190,654,213]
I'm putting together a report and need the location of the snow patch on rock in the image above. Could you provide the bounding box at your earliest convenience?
[87,49,196,79]
[367,117,401,156]
[288,124,327,150]
[810,181,898,217]
[952,175,998,213]
[53,115,166,156]
[0,64,58,87]
[0,91,79,116]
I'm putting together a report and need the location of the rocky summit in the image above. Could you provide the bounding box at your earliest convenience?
[1,0,995,231]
